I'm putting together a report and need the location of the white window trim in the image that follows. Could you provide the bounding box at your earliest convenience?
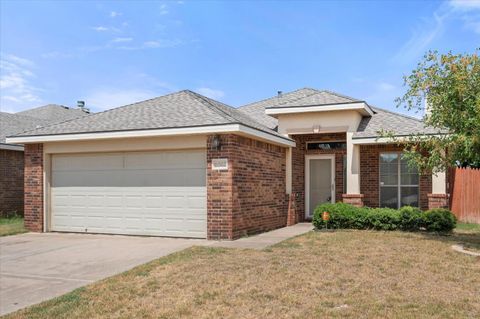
[379,152,420,209]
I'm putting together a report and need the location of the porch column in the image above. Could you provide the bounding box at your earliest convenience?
[286,147,292,195]
[428,170,449,209]
[343,132,364,207]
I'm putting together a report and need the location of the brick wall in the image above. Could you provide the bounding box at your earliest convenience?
[207,134,287,240]
[427,194,449,209]
[24,144,44,232]
[0,149,24,216]
[360,144,431,210]
[291,133,347,221]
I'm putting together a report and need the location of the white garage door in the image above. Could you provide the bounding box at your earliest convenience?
[50,150,207,238]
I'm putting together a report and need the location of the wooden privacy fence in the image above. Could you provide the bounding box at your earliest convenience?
[449,167,480,223]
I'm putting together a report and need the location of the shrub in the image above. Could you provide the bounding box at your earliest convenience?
[368,208,402,231]
[422,208,457,232]
[312,203,456,233]
[312,202,357,229]
[398,206,423,231]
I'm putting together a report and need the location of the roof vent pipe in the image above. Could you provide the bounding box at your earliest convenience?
[277,91,283,98]
[77,100,90,113]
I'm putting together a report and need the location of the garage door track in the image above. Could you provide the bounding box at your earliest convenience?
[0,233,205,315]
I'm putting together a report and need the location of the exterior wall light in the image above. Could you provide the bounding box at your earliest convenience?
[211,135,221,150]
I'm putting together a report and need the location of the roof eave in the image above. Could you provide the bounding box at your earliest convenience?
[6,123,296,148]
[352,133,448,145]
[0,143,24,151]
[265,101,373,117]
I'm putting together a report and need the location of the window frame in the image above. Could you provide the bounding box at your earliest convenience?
[306,140,347,151]
[379,152,420,209]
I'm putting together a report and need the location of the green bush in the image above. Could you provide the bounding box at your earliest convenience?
[398,206,423,231]
[312,203,456,233]
[369,208,401,231]
[422,208,457,232]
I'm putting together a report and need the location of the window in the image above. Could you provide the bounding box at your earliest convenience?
[307,141,346,150]
[379,153,419,209]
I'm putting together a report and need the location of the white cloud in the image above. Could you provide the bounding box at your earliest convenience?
[85,88,159,111]
[377,82,396,92]
[196,87,225,100]
[393,1,480,63]
[110,11,122,18]
[111,37,133,43]
[116,39,183,50]
[0,54,43,112]
[159,4,169,15]
[92,26,109,32]
[449,0,480,10]
[392,11,447,64]
[41,51,75,59]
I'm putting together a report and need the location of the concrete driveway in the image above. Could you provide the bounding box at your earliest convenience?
[0,232,206,315]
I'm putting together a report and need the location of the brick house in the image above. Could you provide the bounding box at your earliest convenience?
[1,104,89,215]
[6,89,449,240]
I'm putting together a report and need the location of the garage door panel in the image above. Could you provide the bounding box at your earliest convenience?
[53,154,124,171]
[124,150,206,169]
[51,150,207,238]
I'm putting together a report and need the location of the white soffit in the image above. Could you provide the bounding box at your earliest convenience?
[265,102,373,117]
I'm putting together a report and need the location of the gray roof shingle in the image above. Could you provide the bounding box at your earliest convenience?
[1,104,89,145]
[271,90,360,108]
[238,88,440,138]
[17,104,88,122]
[353,107,443,138]
[11,90,291,142]
[238,88,319,129]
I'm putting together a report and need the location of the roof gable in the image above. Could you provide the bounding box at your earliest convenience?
[10,90,289,142]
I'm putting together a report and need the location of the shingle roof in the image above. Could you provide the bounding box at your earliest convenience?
[1,104,89,145]
[238,88,319,129]
[238,88,441,138]
[271,90,360,108]
[11,90,290,142]
[17,104,88,122]
[353,106,443,138]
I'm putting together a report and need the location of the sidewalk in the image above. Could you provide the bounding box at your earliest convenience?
[206,223,313,250]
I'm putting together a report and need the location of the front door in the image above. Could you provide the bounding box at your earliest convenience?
[305,155,335,218]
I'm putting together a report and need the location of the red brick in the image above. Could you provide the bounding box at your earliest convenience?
[24,144,43,232]
[0,149,24,215]
[207,134,288,240]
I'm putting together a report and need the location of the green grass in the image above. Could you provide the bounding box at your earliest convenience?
[455,223,480,233]
[0,216,27,236]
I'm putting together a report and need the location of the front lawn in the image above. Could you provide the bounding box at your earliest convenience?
[455,222,480,234]
[5,230,480,319]
[0,216,27,237]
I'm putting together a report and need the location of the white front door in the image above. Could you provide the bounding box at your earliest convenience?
[305,155,335,218]
[50,150,207,238]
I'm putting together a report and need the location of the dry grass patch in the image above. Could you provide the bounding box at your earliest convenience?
[5,231,480,319]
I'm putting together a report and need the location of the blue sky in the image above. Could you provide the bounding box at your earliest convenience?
[0,0,479,116]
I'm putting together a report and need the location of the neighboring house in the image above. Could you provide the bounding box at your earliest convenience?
[6,89,449,240]
[0,104,89,215]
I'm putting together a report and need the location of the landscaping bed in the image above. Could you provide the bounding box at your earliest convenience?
[313,203,456,232]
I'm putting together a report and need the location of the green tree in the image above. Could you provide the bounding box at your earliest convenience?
[392,50,480,173]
